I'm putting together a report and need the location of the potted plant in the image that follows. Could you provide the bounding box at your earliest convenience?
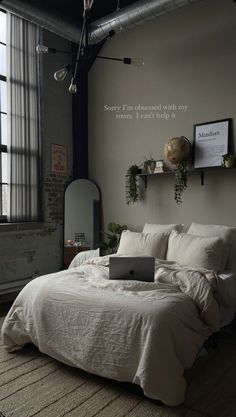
[143,156,156,174]
[222,154,235,168]
[126,164,141,204]
[99,222,127,255]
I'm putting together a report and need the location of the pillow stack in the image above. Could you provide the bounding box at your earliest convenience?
[117,230,169,259]
[166,230,226,272]
[187,222,236,271]
[117,224,183,259]
[116,222,235,272]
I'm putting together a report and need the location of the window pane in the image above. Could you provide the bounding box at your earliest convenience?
[0,44,6,76]
[0,81,7,113]
[1,184,7,215]
[1,113,7,145]
[0,12,6,44]
[1,152,7,183]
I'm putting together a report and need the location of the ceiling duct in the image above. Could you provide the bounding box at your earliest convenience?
[88,0,202,43]
[1,0,202,44]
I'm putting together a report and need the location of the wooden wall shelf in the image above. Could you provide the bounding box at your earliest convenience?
[138,166,236,188]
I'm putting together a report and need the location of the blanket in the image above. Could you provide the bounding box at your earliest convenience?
[1,256,220,406]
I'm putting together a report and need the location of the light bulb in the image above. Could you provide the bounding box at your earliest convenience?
[54,66,70,82]
[130,58,145,67]
[69,80,77,94]
[36,44,49,54]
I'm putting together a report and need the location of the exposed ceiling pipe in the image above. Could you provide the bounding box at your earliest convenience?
[88,0,202,43]
[1,0,203,45]
[0,0,82,43]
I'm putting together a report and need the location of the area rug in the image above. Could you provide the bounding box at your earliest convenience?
[1,315,236,417]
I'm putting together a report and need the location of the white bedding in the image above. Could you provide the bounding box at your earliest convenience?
[1,255,220,406]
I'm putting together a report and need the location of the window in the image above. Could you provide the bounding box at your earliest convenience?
[0,9,7,222]
[0,11,41,223]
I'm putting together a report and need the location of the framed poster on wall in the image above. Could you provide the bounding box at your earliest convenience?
[193,119,231,169]
[51,144,67,174]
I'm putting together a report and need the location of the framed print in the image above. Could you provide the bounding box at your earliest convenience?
[193,119,231,169]
[51,144,67,174]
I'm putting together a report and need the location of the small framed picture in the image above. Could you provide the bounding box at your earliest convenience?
[193,119,231,169]
[51,144,68,174]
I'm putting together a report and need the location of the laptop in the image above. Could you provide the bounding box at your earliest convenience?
[109,256,155,282]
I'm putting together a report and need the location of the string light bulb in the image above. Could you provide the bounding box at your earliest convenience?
[36,44,49,54]
[54,65,72,82]
[123,57,145,66]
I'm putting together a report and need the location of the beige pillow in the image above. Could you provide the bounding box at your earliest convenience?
[187,223,236,271]
[166,230,226,272]
[143,223,183,234]
[117,230,168,259]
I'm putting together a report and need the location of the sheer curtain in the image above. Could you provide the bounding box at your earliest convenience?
[7,13,41,222]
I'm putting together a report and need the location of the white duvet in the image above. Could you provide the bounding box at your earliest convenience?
[1,255,220,406]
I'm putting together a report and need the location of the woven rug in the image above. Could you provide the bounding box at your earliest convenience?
[1,315,236,417]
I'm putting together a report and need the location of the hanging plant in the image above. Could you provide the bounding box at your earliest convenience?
[164,136,191,204]
[174,161,188,205]
[126,164,141,205]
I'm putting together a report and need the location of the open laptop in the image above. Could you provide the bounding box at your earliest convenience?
[109,256,155,282]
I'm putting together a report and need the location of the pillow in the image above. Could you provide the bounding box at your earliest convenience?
[117,230,168,259]
[69,248,100,269]
[143,223,183,234]
[166,230,226,272]
[187,223,236,271]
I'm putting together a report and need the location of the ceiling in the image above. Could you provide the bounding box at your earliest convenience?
[26,0,138,25]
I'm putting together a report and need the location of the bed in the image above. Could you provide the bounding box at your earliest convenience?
[2,223,236,406]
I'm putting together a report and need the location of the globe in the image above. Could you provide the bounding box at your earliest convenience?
[164,136,191,165]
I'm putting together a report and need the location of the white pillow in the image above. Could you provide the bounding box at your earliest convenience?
[143,223,183,233]
[117,230,168,259]
[187,223,236,271]
[166,230,226,272]
[69,248,100,269]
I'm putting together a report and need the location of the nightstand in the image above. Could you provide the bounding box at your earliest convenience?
[64,245,90,269]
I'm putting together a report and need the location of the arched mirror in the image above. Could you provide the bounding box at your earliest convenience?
[64,179,100,268]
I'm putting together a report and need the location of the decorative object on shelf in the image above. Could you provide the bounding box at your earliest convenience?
[193,118,231,169]
[126,164,141,204]
[164,136,191,205]
[164,136,191,165]
[154,160,170,173]
[99,222,127,255]
[221,153,235,168]
[143,156,156,174]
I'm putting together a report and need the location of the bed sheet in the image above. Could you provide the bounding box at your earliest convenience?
[1,256,220,406]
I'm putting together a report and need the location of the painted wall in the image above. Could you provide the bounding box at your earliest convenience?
[0,30,72,297]
[88,0,236,232]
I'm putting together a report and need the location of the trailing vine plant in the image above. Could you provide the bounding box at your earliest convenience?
[126,164,140,205]
[174,161,188,205]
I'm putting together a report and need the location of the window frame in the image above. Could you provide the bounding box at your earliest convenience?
[0,9,7,222]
